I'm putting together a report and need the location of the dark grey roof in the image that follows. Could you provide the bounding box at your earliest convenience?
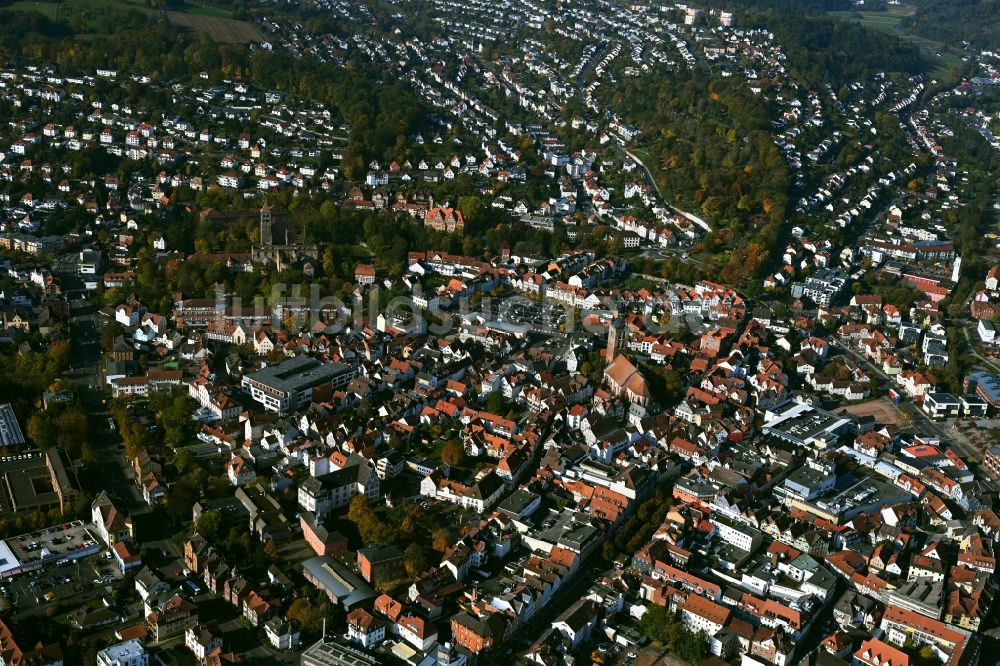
[301,455,374,497]
[357,545,404,565]
[302,556,375,608]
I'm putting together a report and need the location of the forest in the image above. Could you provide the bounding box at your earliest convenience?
[902,0,1000,51]
[603,68,789,285]
[739,9,926,89]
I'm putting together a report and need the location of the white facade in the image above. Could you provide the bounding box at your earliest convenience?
[348,621,385,648]
[97,640,147,666]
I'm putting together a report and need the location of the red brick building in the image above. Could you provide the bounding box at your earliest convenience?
[357,545,406,584]
[450,611,509,655]
[300,513,348,556]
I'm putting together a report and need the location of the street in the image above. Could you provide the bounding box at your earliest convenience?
[830,336,998,491]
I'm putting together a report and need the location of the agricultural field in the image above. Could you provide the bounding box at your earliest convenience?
[166,11,261,43]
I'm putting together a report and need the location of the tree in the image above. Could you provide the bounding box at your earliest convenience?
[431,527,452,553]
[99,321,125,351]
[48,340,72,371]
[165,479,200,527]
[457,195,483,231]
[154,392,197,449]
[54,406,91,459]
[638,604,675,644]
[484,391,508,415]
[173,448,196,474]
[916,646,937,665]
[26,413,57,449]
[440,439,466,468]
[675,629,707,664]
[404,542,432,578]
[286,597,331,635]
[27,406,91,459]
[195,509,222,540]
[348,496,391,544]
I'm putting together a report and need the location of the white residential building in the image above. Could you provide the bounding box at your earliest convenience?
[96,640,147,666]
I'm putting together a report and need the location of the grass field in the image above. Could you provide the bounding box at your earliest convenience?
[166,11,262,43]
[828,8,966,80]
[2,0,57,17]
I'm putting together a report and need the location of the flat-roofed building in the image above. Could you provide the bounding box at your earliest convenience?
[763,401,856,449]
[0,448,83,516]
[96,639,147,666]
[241,356,355,414]
[0,403,25,447]
[790,474,912,524]
[965,371,1000,410]
[922,392,961,419]
[300,638,380,666]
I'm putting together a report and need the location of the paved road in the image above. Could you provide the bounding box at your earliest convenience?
[830,337,991,482]
[568,41,710,239]
[963,326,1000,373]
[57,285,148,509]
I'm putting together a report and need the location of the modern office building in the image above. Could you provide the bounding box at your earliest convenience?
[241,356,355,413]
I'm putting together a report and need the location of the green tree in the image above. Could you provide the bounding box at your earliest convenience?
[100,321,126,351]
[675,629,707,663]
[484,391,508,415]
[404,542,433,578]
[195,509,222,540]
[638,604,675,644]
[174,448,197,474]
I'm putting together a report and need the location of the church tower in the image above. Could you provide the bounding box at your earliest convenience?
[260,204,273,246]
[607,315,627,361]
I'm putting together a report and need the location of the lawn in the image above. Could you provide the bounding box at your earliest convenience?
[2,0,60,18]
[621,274,660,291]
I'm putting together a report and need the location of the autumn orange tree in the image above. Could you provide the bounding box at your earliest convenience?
[440,439,467,467]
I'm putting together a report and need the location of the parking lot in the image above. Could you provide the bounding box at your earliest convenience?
[1,556,121,610]
[0,558,118,609]
[490,296,568,331]
[1,521,101,569]
[0,521,122,611]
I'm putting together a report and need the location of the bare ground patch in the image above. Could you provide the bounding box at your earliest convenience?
[834,398,909,427]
